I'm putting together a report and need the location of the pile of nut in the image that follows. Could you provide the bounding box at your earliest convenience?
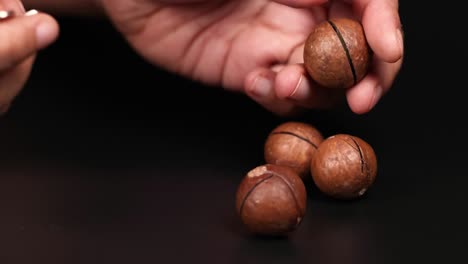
[235,18,376,237]
[235,122,377,237]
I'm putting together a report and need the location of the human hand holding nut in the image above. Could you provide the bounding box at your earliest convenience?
[99,0,403,116]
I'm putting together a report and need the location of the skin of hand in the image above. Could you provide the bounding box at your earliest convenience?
[97,0,403,116]
[0,0,59,114]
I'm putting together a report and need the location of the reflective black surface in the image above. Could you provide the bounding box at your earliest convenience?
[0,2,466,263]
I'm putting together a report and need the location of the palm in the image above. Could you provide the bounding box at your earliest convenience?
[101,0,326,92]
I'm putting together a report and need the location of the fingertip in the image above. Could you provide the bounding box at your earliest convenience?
[362,1,403,63]
[244,68,275,98]
[274,64,344,109]
[346,75,381,114]
[0,10,60,51]
[31,12,60,50]
[244,68,302,116]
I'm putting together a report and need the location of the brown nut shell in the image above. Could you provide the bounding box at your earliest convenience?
[235,164,307,236]
[264,122,324,180]
[310,134,377,199]
[303,18,371,89]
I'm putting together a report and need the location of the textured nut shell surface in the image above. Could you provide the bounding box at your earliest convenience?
[264,122,323,179]
[236,164,307,235]
[304,18,370,89]
[311,134,377,199]
[334,18,371,85]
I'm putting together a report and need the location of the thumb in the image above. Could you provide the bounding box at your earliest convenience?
[0,10,59,70]
[272,0,328,8]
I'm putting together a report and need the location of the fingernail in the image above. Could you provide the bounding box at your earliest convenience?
[25,9,39,16]
[395,27,404,56]
[0,10,14,20]
[288,75,310,100]
[251,76,273,98]
[36,20,57,49]
[368,85,383,111]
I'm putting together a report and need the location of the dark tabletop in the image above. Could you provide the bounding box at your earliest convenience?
[0,2,466,263]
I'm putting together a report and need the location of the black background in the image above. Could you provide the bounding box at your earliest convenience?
[0,2,466,263]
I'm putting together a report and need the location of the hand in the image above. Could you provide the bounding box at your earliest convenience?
[100,0,403,116]
[0,0,59,114]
